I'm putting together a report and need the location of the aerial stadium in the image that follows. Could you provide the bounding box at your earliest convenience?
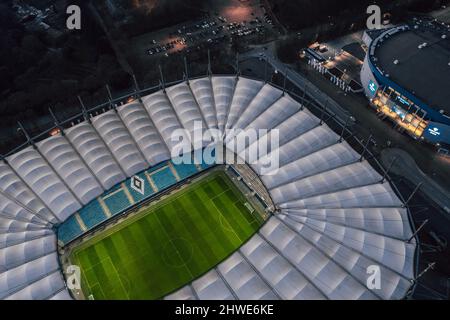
[361,19,450,147]
[0,72,418,300]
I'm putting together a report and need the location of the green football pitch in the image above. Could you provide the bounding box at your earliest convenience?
[71,171,264,300]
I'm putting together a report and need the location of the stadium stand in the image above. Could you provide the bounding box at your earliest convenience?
[151,166,178,191]
[173,163,199,180]
[57,159,205,245]
[57,215,83,245]
[103,190,131,216]
[0,75,417,300]
[77,201,107,230]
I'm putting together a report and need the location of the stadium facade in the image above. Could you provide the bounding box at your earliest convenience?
[0,73,418,300]
[361,20,450,148]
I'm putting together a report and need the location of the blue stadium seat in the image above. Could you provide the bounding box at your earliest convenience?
[173,163,198,180]
[103,190,132,216]
[151,167,177,191]
[126,172,154,203]
[57,215,83,245]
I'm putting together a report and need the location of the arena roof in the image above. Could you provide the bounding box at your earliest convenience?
[0,76,417,300]
[373,26,450,114]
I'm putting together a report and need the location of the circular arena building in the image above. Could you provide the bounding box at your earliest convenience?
[0,74,417,300]
[361,20,450,147]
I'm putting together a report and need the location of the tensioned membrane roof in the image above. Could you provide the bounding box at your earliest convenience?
[0,76,416,300]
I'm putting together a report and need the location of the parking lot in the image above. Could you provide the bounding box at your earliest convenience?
[144,14,274,57]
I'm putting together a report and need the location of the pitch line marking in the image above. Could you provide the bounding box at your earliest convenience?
[144,172,159,192]
[161,237,194,268]
[234,201,257,225]
[89,283,106,300]
[98,197,112,218]
[208,187,232,201]
[107,257,130,300]
[75,255,95,295]
[81,253,114,282]
[210,198,243,243]
[84,255,129,300]
[74,212,88,231]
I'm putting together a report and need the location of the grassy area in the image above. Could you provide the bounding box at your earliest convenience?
[71,171,263,300]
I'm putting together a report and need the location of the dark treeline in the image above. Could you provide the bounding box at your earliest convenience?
[0,0,130,151]
[269,0,449,31]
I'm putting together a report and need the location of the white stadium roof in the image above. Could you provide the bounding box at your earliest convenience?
[0,76,417,300]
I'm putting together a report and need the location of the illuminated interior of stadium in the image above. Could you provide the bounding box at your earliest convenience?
[0,74,418,300]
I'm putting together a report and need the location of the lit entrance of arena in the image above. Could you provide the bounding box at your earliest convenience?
[369,87,428,138]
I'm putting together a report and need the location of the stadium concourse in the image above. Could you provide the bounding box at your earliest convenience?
[0,75,417,300]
